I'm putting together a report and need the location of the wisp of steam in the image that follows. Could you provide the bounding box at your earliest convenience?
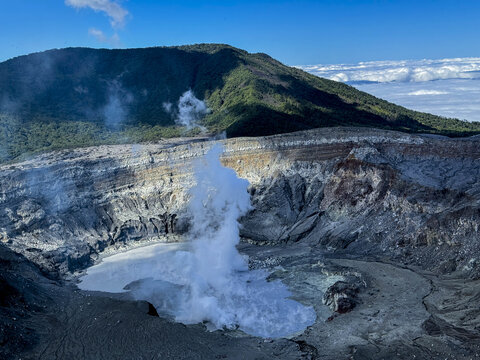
[164,90,209,129]
[79,144,316,338]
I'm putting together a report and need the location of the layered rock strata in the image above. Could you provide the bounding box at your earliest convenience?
[0,127,479,279]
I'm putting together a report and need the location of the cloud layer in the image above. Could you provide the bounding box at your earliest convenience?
[65,0,128,28]
[299,58,480,123]
[299,58,480,83]
[355,78,480,122]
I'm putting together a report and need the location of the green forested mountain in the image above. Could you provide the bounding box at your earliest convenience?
[0,44,479,161]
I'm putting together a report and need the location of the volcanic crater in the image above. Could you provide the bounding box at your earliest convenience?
[2,127,480,359]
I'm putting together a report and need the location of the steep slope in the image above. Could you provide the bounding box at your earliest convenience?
[1,44,479,162]
[1,127,480,280]
[2,128,480,358]
[3,44,480,360]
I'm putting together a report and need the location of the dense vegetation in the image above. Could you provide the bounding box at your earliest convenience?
[1,44,479,162]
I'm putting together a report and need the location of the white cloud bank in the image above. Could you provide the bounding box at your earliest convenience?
[298,58,480,122]
[406,89,449,96]
[298,58,480,83]
[354,79,480,122]
[65,0,128,28]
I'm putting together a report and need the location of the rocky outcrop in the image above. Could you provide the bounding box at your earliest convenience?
[241,132,480,279]
[1,127,480,279]
[323,280,360,313]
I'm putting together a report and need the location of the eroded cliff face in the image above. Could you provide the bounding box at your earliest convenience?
[1,127,479,278]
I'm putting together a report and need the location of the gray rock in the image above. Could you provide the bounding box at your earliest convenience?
[323,280,360,313]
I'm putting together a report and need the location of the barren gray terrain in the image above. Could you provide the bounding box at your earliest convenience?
[1,127,480,359]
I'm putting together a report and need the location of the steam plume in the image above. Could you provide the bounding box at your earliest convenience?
[164,90,210,129]
[102,80,133,129]
[79,144,315,338]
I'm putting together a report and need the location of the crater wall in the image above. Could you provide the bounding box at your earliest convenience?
[1,128,479,278]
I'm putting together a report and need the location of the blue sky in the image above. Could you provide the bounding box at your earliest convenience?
[1,0,480,65]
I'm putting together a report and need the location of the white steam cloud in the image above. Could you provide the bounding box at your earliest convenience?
[177,90,209,127]
[164,90,210,129]
[65,0,128,28]
[162,102,172,113]
[79,144,316,338]
[26,167,72,215]
[102,80,133,129]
